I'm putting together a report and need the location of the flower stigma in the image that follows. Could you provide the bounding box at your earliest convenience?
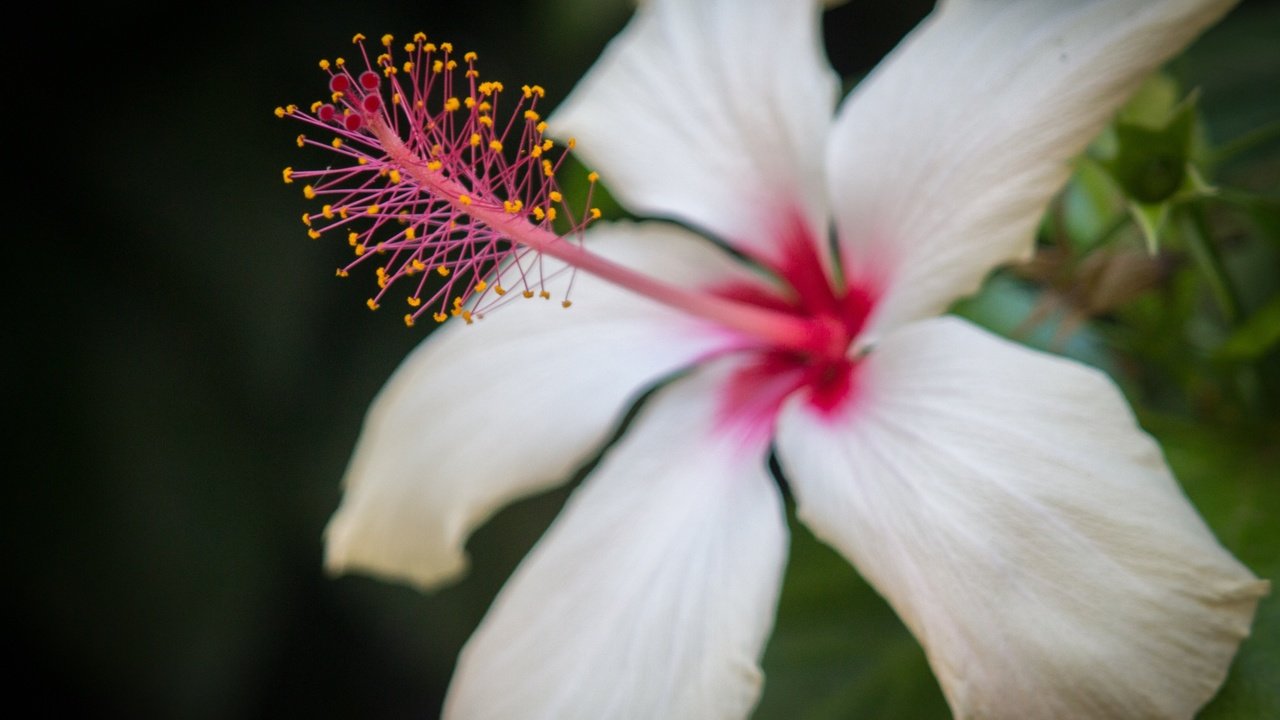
[278,31,846,358]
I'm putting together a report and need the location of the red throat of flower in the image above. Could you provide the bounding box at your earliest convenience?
[715,215,876,441]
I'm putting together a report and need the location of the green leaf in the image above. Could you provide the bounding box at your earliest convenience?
[1215,294,1280,360]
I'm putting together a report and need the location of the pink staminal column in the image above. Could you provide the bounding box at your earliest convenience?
[277,32,849,361]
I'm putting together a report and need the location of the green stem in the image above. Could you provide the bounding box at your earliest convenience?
[1209,120,1280,170]
[1178,204,1241,325]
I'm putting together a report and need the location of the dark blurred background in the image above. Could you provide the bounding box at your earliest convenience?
[12,1,1277,718]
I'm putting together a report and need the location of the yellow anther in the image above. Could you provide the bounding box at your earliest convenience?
[274,106,286,118]
[533,207,545,221]
[296,133,306,148]
[562,300,573,309]
[282,167,294,184]
[310,100,323,113]
[335,57,346,67]
[308,228,322,240]
[441,42,453,53]
[433,60,444,73]
[568,138,577,149]
[392,92,402,105]
[404,42,416,52]
[348,231,359,246]
[503,199,523,214]
[423,43,437,53]
[389,169,402,184]
[427,160,443,171]
[531,146,543,159]
[444,97,461,112]
[459,194,472,206]
[376,53,391,66]
[546,207,558,221]
[352,33,366,43]
[478,116,493,127]
[366,298,379,311]
[434,313,448,323]
[335,269,349,278]
[376,242,387,254]
[542,159,554,176]
[489,140,503,152]
[381,33,394,47]
[377,275,388,288]
[354,244,366,256]
[403,61,413,73]
[383,67,396,78]
[524,110,540,121]
[470,133,481,147]
[462,310,473,325]
[319,59,331,70]
[403,314,415,327]
[331,91,343,102]
[366,204,379,215]
[322,204,334,219]
[332,137,345,150]
[411,259,426,271]
[523,290,535,299]
[494,285,506,296]
[536,121,549,134]
[303,185,316,200]
[541,139,554,152]
[475,280,488,292]
[437,266,451,277]
[531,85,546,98]
[588,171,600,183]
[453,297,464,309]
[464,51,477,62]
[301,213,312,226]
[549,191,563,203]
[285,104,298,115]
[466,69,479,78]
[338,207,349,219]
[590,207,602,220]
[413,32,427,43]
[521,85,533,98]
[465,96,476,109]
[446,60,457,70]
[539,290,551,300]
[405,227,417,240]
[357,157,368,165]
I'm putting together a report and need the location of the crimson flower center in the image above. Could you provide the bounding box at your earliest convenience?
[716,221,876,439]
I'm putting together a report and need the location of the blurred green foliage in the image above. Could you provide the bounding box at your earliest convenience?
[15,1,1276,718]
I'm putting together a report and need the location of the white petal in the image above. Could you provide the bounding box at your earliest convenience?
[444,363,787,720]
[829,0,1237,340]
[551,0,838,267]
[775,317,1267,720]
[325,222,756,589]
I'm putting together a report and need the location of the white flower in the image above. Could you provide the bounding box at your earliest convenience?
[322,1,1268,718]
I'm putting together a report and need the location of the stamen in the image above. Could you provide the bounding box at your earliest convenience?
[279,33,835,354]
